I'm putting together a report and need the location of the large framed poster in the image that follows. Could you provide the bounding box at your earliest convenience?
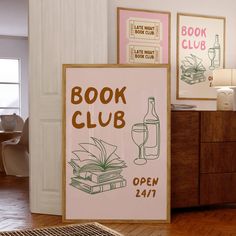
[117,8,170,64]
[63,64,170,223]
[177,13,225,100]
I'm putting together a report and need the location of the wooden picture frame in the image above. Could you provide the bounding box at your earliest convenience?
[177,13,226,100]
[62,64,171,223]
[117,8,171,65]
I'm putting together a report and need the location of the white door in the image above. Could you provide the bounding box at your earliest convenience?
[29,0,108,215]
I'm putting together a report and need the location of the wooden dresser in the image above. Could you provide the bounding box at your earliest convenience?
[171,111,236,208]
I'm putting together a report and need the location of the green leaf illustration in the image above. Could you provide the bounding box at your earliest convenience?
[70,137,127,174]
[181,54,206,74]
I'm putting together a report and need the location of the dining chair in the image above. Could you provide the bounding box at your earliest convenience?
[15,114,24,131]
[1,118,29,177]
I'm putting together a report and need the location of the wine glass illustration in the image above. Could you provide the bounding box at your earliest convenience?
[131,123,148,165]
[208,48,216,70]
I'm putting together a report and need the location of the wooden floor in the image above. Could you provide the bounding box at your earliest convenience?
[0,173,236,235]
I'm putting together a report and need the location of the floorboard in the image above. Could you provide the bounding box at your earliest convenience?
[0,173,236,235]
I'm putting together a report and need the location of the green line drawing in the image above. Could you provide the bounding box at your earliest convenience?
[208,34,221,70]
[131,97,160,166]
[70,177,127,195]
[143,97,160,160]
[213,34,221,68]
[180,54,206,85]
[69,137,127,194]
[131,123,148,165]
[208,48,216,70]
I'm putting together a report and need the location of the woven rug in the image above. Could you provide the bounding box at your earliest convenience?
[0,223,123,236]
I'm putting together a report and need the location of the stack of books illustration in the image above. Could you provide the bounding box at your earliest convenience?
[69,137,127,194]
[181,54,206,85]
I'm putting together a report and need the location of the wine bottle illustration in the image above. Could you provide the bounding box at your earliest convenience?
[143,97,160,160]
[213,34,221,68]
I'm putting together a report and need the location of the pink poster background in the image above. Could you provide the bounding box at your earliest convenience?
[64,66,169,221]
[118,9,170,64]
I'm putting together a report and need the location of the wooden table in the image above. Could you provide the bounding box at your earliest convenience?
[0,131,21,172]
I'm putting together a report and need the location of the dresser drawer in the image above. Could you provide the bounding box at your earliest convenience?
[171,143,199,208]
[172,111,199,144]
[171,111,200,208]
[200,173,236,205]
[201,142,236,173]
[201,111,236,142]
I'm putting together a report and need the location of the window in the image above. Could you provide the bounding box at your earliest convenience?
[0,59,20,115]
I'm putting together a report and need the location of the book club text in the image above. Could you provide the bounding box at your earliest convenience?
[181,26,207,51]
[70,86,127,129]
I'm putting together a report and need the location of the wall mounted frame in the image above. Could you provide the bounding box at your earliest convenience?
[117,8,171,65]
[177,13,226,100]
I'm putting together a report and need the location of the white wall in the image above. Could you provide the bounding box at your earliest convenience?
[108,0,236,110]
[0,36,29,119]
[0,0,28,36]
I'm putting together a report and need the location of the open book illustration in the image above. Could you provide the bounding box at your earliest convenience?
[69,137,127,194]
[180,54,206,85]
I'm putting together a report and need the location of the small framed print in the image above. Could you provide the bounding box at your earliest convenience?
[177,13,226,100]
[117,8,170,65]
